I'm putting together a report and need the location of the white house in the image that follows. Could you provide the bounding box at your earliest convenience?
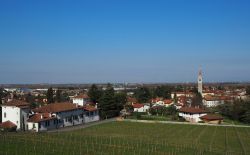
[27,102,99,132]
[152,99,174,107]
[132,103,150,113]
[203,96,224,107]
[1,100,30,131]
[178,107,207,123]
[73,94,91,106]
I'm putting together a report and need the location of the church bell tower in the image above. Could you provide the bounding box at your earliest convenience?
[198,69,203,95]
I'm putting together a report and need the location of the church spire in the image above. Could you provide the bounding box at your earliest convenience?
[198,68,203,95]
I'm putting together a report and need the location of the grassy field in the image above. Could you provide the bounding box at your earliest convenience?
[0,121,250,155]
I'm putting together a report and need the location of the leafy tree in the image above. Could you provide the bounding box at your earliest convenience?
[25,93,34,104]
[61,92,70,102]
[88,84,103,103]
[154,86,172,99]
[99,84,118,119]
[114,92,127,111]
[46,87,54,104]
[135,87,151,103]
[0,88,3,104]
[192,93,203,107]
[173,93,177,104]
[246,86,250,95]
[175,85,183,92]
[56,89,62,102]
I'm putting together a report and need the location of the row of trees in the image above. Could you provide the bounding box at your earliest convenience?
[46,88,69,104]
[135,86,172,103]
[217,100,250,124]
[88,84,127,119]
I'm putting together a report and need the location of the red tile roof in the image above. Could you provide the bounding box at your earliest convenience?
[127,97,137,103]
[179,107,206,114]
[0,121,17,129]
[73,94,89,99]
[27,113,56,123]
[200,114,223,121]
[2,99,30,108]
[164,99,173,105]
[132,103,144,109]
[33,102,81,113]
[83,105,97,112]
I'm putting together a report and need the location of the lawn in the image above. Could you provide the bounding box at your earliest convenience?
[0,121,250,155]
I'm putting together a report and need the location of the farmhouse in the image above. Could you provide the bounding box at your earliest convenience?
[132,103,150,113]
[178,107,207,123]
[1,99,30,131]
[27,102,99,132]
[203,95,224,107]
[200,114,223,124]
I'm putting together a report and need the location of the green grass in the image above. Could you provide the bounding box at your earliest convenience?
[0,122,250,155]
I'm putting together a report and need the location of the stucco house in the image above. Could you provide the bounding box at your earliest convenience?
[1,100,30,131]
[178,107,207,123]
[27,102,99,132]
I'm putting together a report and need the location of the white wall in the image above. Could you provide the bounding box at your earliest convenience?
[179,112,207,123]
[2,106,20,129]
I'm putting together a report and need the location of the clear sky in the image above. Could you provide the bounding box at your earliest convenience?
[0,0,250,84]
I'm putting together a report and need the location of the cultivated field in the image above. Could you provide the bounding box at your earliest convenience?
[0,122,250,155]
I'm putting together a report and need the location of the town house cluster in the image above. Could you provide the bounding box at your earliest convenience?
[1,94,99,132]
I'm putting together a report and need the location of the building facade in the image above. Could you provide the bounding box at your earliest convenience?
[1,100,30,131]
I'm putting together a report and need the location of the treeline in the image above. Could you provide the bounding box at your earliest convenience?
[88,84,127,119]
[134,86,173,103]
[218,100,250,124]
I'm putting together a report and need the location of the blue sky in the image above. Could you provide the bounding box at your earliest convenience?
[0,0,250,84]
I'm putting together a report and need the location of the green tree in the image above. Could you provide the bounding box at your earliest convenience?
[47,87,54,104]
[25,93,34,104]
[56,89,62,102]
[135,87,151,103]
[154,86,172,99]
[246,86,250,95]
[99,84,118,119]
[192,92,203,107]
[114,92,127,111]
[88,84,103,103]
[173,93,177,104]
[0,88,3,104]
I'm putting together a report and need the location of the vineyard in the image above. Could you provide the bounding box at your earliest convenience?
[0,121,250,155]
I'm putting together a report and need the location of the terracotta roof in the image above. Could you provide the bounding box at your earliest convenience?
[27,113,56,123]
[132,103,144,109]
[73,94,89,99]
[83,105,97,112]
[0,121,17,129]
[33,102,81,113]
[164,99,173,105]
[179,107,206,114]
[200,114,223,121]
[152,97,163,103]
[2,99,30,108]
[127,97,137,103]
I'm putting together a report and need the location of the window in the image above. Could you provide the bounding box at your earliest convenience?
[38,123,41,128]
[33,123,36,128]
[54,119,57,125]
[4,112,6,118]
[45,121,50,127]
[79,114,84,118]
[73,115,78,120]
